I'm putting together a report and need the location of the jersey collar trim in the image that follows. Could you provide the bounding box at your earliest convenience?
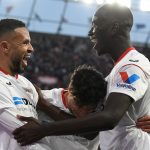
[115,47,136,65]
[0,68,18,79]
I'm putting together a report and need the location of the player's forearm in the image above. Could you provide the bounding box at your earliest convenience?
[40,94,133,136]
[39,102,75,121]
[78,131,99,140]
[41,111,115,136]
[12,108,121,145]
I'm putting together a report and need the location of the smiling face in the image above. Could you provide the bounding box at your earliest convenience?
[7,27,34,75]
[89,14,112,56]
[89,4,133,57]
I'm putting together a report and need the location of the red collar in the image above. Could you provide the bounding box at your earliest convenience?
[0,68,18,79]
[61,89,68,108]
[115,47,135,65]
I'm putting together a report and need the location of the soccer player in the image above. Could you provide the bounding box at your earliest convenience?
[0,18,51,149]
[37,65,106,150]
[13,3,150,150]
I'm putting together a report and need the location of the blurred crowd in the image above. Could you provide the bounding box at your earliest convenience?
[24,32,149,90]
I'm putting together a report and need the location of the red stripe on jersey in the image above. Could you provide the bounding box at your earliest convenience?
[0,68,9,75]
[61,90,68,108]
[115,47,135,65]
[16,74,19,79]
[0,68,18,79]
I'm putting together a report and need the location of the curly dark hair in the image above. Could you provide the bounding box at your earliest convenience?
[0,18,25,36]
[69,65,107,107]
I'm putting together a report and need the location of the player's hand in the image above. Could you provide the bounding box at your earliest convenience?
[136,116,150,133]
[13,115,46,145]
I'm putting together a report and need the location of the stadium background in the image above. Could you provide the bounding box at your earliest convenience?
[0,0,150,89]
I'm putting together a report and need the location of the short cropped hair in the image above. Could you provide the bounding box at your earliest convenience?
[69,65,107,107]
[0,18,25,37]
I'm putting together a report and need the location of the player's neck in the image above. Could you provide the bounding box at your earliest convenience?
[111,43,131,62]
[0,64,17,77]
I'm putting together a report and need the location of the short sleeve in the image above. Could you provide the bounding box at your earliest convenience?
[41,88,64,106]
[108,64,148,101]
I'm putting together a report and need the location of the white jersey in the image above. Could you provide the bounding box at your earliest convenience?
[0,71,51,150]
[100,47,150,150]
[42,88,70,114]
[41,88,100,150]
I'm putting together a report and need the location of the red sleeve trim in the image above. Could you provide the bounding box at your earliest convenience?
[61,89,68,108]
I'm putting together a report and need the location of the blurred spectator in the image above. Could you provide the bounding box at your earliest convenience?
[24,32,114,89]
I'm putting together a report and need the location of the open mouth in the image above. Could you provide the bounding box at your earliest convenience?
[91,38,98,50]
[89,35,98,47]
[94,41,98,49]
[22,54,31,68]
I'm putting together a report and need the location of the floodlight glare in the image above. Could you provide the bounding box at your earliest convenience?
[81,0,93,4]
[140,0,150,11]
[96,0,104,5]
[117,0,131,8]
[106,0,115,4]
[105,0,131,8]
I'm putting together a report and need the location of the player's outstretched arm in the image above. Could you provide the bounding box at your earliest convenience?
[13,93,133,146]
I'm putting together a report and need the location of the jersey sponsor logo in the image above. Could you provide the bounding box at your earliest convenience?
[119,72,140,84]
[6,82,12,85]
[116,72,140,91]
[129,59,139,62]
[12,97,35,109]
[116,83,136,91]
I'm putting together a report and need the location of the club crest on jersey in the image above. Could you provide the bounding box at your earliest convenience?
[6,82,12,85]
[116,72,140,91]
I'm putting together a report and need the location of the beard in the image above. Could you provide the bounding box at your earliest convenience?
[10,56,25,75]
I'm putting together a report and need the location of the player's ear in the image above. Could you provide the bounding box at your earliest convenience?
[0,41,9,54]
[112,22,119,35]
